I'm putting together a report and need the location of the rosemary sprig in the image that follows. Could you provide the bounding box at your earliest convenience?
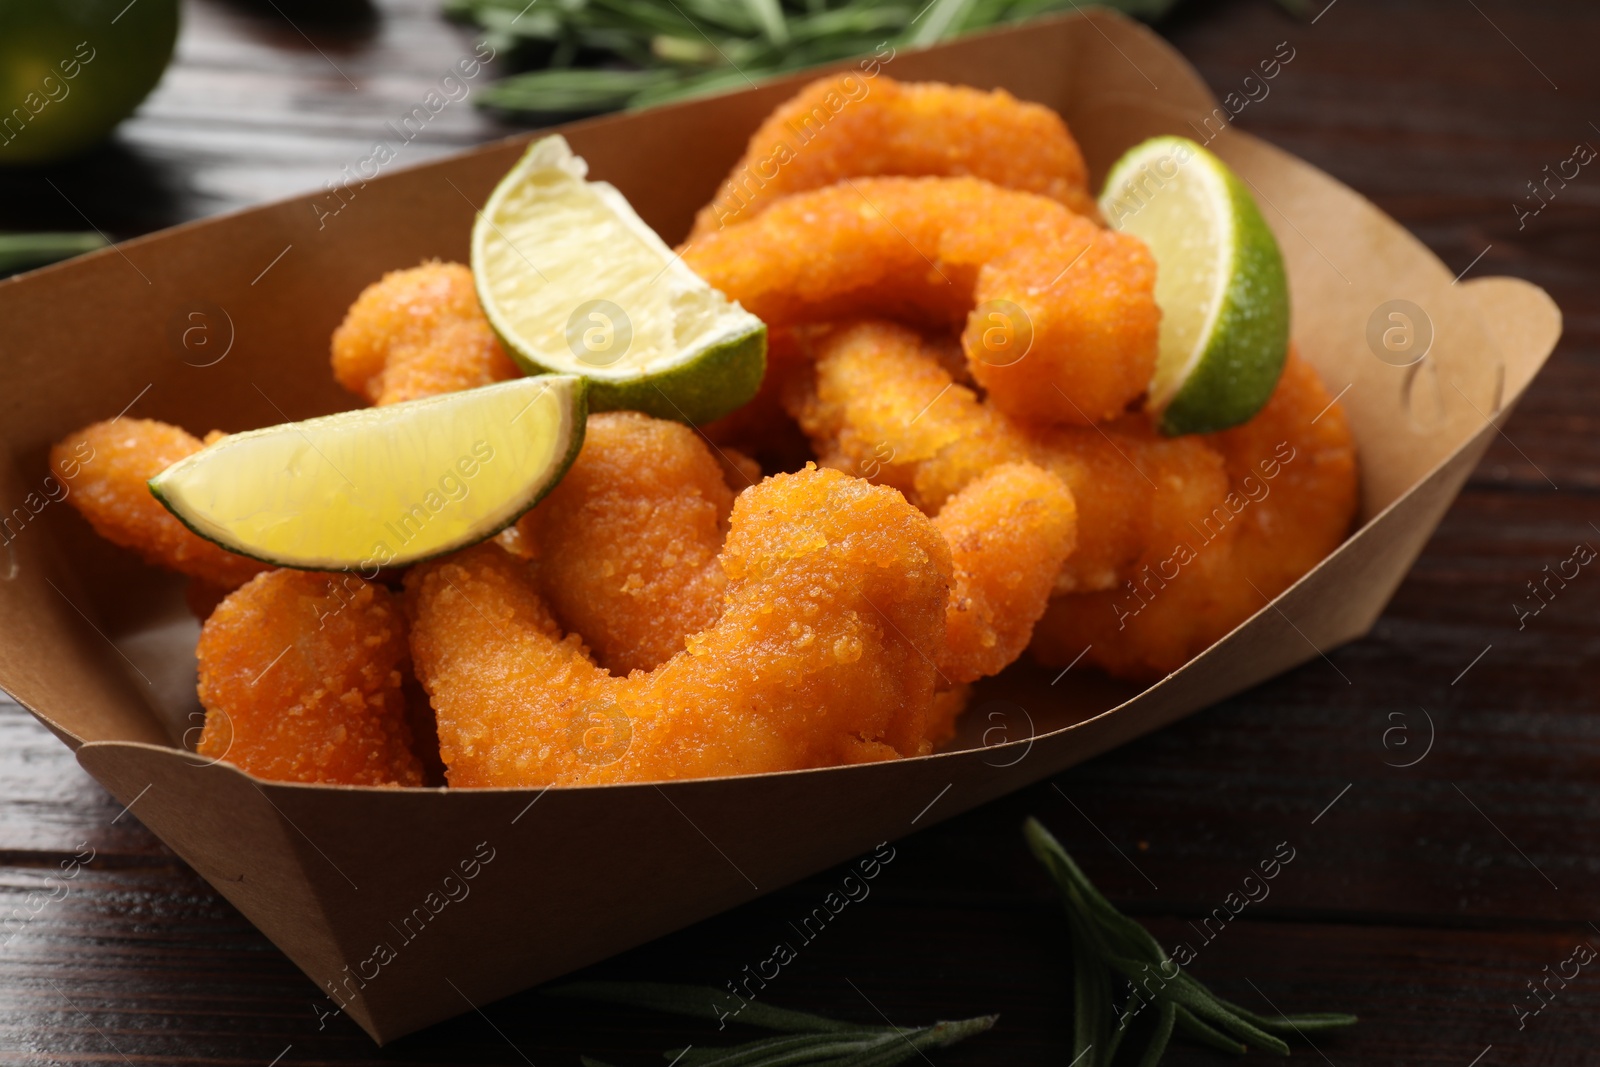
[544,823,1349,1065]
[445,0,1308,117]
[547,981,997,1066]
[0,232,107,275]
[1024,817,1357,1064]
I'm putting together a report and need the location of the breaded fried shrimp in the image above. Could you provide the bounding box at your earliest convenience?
[407,466,952,787]
[791,321,1028,510]
[196,569,425,786]
[1030,351,1358,678]
[1210,352,1359,595]
[935,463,1077,684]
[684,178,1158,425]
[527,406,1067,687]
[1037,414,1234,594]
[520,412,736,675]
[331,261,519,406]
[690,75,1097,237]
[790,321,1225,593]
[51,419,268,588]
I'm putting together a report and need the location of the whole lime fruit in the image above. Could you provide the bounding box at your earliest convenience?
[0,0,181,166]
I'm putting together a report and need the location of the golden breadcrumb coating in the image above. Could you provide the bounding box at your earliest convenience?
[1030,350,1359,678]
[1211,352,1359,595]
[527,353,1071,692]
[330,261,519,406]
[790,321,1226,594]
[690,75,1097,237]
[683,177,1158,425]
[50,419,268,589]
[934,462,1078,684]
[196,569,425,786]
[406,466,952,787]
[791,320,1026,509]
[521,412,735,675]
[1035,413,1235,595]
[526,411,1064,690]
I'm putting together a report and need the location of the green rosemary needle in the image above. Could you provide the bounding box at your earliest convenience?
[1024,816,1358,1064]
[445,0,1312,117]
[547,981,997,1066]
[0,232,107,274]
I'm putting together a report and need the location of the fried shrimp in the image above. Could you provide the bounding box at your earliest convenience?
[1210,352,1359,595]
[1030,351,1359,678]
[518,412,736,675]
[51,419,268,589]
[1039,413,1237,595]
[196,569,425,786]
[406,466,952,787]
[690,74,1097,237]
[331,261,519,406]
[790,321,1227,594]
[791,320,1026,509]
[683,177,1158,425]
[525,409,1066,685]
[935,463,1077,684]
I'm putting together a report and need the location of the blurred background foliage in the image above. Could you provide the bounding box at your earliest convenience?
[445,0,1307,118]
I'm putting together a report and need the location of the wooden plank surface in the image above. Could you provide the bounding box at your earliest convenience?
[2,0,1597,1062]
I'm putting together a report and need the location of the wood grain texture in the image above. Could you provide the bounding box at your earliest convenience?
[2,0,1597,1062]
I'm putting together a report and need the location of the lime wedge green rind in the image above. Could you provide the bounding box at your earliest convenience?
[149,376,587,571]
[1158,165,1289,436]
[1100,136,1289,437]
[596,327,766,426]
[474,135,767,426]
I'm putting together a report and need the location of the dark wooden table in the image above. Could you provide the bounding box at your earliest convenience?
[3,0,1597,1062]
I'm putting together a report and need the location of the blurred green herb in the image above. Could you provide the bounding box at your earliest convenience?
[445,0,1309,117]
[1024,816,1357,1064]
[547,980,997,1066]
[0,231,106,275]
[545,819,1352,1066]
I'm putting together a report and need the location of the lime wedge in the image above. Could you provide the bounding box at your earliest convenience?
[150,377,586,570]
[474,135,766,425]
[1099,136,1289,436]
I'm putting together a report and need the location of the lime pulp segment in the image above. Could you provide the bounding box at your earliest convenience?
[473,135,766,425]
[1099,136,1289,436]
[150,376,586,571]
